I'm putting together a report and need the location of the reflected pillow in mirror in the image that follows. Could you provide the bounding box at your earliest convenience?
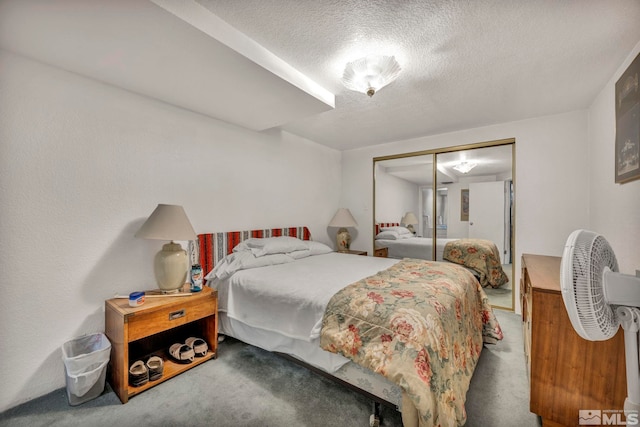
[376,230,400,240]
[381,226,412,235]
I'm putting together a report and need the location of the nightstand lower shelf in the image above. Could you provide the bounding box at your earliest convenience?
[126,347,216,399]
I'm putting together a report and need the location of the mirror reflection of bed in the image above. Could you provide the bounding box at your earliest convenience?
[374,140,514,310]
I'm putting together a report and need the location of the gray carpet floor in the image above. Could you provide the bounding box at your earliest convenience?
[0,310,540,427]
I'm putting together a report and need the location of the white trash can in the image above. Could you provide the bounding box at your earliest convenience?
[61,333,111,406]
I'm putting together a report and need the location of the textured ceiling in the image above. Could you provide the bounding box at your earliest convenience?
[0,0,335,132]
[198,0,640,150]
[2,1,639,152]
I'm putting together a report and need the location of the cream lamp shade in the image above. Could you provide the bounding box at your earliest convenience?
[401,212,419,233]
[329,208,358,252]
[135,204,197,293]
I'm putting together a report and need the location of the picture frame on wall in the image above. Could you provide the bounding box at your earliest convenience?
[615,52,640,184]
[461,189,469,221]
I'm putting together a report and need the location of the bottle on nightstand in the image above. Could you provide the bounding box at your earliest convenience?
[190,264,203,292]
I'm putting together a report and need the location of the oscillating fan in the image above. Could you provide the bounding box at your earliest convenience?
[560,229,640,415]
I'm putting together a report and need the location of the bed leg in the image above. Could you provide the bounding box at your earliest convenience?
[369,402,381,427]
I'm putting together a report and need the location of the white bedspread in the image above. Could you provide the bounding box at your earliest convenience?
[376,236,458,260]
[209,252,398,343]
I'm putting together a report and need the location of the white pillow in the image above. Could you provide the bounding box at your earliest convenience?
[233,236,308,257]
[288,241,333,259]
[309,241,332,254]
[376,230,400,240]
[205,251,294,281]
[381,226,412,235]
[288,249,311,260]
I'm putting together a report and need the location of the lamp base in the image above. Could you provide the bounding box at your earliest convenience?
[154,241,189,293]
[336,228,351,252]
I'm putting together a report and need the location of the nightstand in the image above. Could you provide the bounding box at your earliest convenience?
[374,246,388,258]
[337,250,367,256]
[105,286,218,403]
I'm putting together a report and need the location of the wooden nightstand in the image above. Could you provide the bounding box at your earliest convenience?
[105,286,218,403]
[337,250,367,256]
[374,246,388,258]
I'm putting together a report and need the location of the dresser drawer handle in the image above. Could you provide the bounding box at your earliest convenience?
[169,309,185,320]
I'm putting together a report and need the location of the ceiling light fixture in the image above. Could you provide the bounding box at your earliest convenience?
[453,161,477,174]
[342,55,401,97]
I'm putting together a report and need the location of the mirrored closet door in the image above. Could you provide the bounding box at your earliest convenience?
[373,139,515,310]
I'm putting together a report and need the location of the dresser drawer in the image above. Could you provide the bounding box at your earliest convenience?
[127,298,216,341]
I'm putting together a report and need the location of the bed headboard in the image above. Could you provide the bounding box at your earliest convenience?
[193,226,312,275]
[375,222,401,235]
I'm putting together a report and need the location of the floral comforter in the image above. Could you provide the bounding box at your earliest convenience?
[442,239,509,288]
[320,259,503,427]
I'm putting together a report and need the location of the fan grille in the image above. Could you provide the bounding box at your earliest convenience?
[569,230,619,340]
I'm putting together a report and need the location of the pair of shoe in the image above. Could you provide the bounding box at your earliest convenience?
[169,337,208,364]
[129,356,164,387]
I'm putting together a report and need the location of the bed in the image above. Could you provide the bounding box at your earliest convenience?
[441,239,509,288]
[375,224,509,289]
[194,226,503,427]
[374,223,456,261]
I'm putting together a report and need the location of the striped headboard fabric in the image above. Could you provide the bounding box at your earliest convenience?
[375,222,401,235]
[193,226,312,276]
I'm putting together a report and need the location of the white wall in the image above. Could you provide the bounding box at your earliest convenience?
[342,110,592,314]
[374,164,419,225]
[0,50,341,411]
[588,41,640,275]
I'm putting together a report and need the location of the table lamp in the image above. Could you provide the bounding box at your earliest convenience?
[329,208,358,252]
[401,212,419,234]
[135,204,197,293]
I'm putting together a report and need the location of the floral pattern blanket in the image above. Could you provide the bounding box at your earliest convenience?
[320,259,503,427]
[442,239,509,288]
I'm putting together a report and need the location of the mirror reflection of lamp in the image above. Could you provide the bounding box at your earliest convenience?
[401,212,419,234]
[329,208,358,252]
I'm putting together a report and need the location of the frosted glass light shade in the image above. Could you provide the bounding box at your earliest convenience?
[453,161,477,174]
[342,55,401,97]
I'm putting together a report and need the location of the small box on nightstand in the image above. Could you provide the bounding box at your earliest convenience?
[374,246,388,258]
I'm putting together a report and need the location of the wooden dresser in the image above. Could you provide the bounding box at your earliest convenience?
[521,254,627,427]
